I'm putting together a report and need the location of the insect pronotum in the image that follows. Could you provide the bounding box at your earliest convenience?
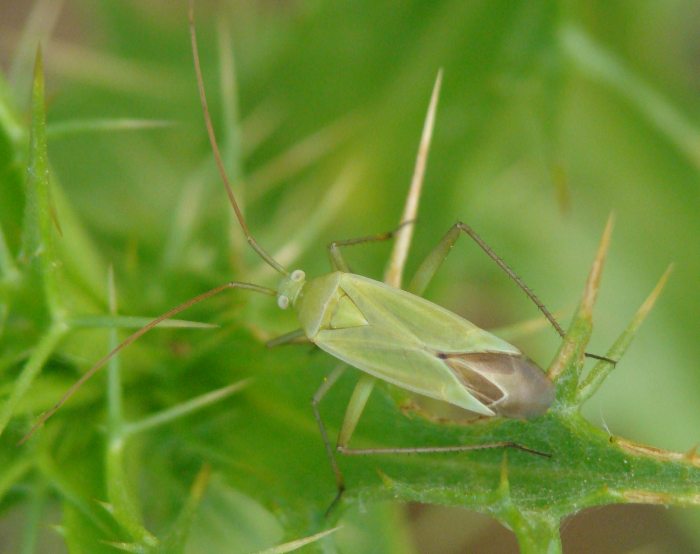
[22,1,584,512]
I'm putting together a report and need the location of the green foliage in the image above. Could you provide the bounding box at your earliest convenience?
[2,1,700,552]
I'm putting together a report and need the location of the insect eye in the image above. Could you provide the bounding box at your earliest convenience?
[291,269,306,282]
[277,295,290,310]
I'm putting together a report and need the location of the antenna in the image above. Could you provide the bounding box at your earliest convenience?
[18,281,277,444]
[188,1,287,275]
[456,222,616,365]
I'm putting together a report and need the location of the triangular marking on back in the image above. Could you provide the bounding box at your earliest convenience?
[330,293,368,329]
[338,276,423,342]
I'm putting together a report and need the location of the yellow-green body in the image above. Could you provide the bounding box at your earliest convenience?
[279,271,554,419]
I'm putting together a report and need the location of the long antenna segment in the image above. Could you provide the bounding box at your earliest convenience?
[19,281,277,444]
[188,1,287,275]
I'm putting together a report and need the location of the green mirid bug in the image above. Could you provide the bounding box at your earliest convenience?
[23,2,569,509]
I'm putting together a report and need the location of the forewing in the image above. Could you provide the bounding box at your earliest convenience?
[315,324,493,414]
[339,274,520,355]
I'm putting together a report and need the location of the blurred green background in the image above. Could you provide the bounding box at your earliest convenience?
[1,0,700,552]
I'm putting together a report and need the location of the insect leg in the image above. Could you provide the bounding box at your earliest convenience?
[408,221,564,337]
[338,442,550,458]
[321,373,376,514]
[327,221,414,272]
[265,328,309,348]
[407,223,461,296]
[335,377,549,470]
[407,222,616,363]
[311,364,349,514]
[19,280,276,444]
[336,374,376,449]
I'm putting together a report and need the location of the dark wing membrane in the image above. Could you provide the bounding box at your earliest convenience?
[442,353,506,406]
[441,352,554,419]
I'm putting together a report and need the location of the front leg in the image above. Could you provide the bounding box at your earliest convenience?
[327,221,414,272]
[266,328,309,348]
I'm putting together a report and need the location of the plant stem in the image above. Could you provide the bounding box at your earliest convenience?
[511,512,562,554]
[123,380,250,437]
[19,476,46,554]
[0,321,66,437]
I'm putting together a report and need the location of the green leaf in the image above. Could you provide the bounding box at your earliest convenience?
[20,47,62,318]
[251,525,340,554]
[0,322,66,437]
[47,118,174,139]
[577,264,674,404]
[156,464,211,553]
[70,315,217,330]
[548,214,614,402]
